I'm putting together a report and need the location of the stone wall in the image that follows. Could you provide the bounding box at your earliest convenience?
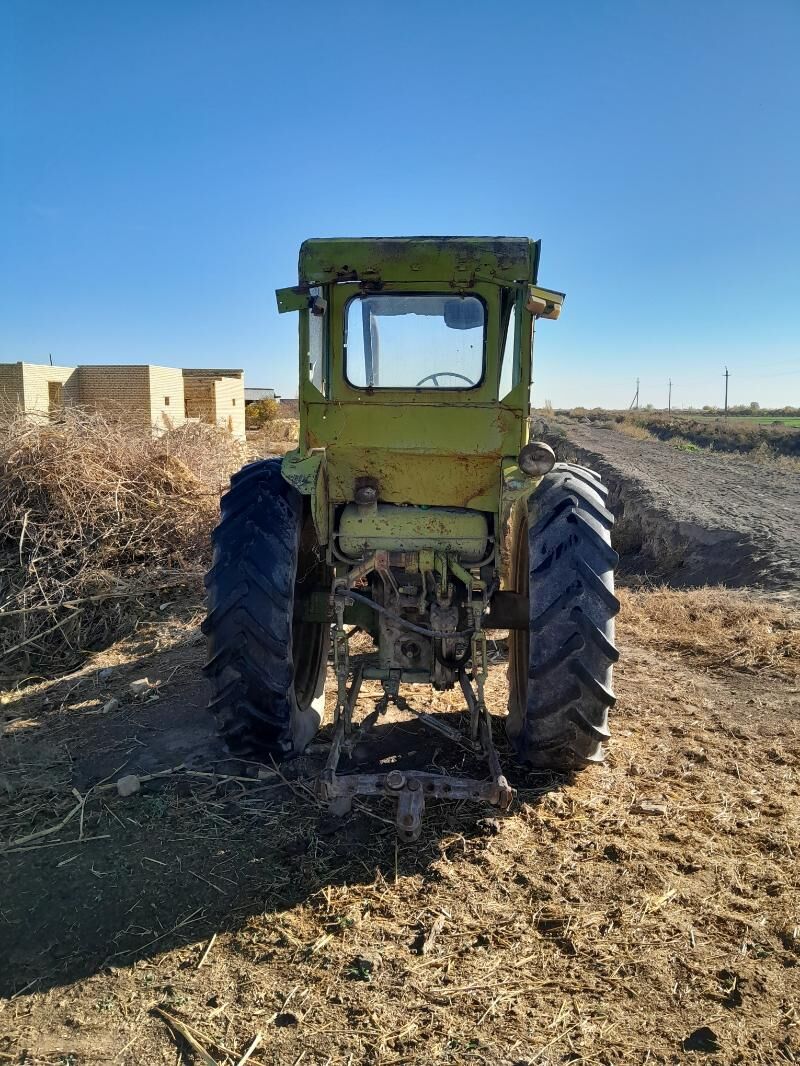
[1,361,243,437]
[78,365,186,431]
[183,375,215,424]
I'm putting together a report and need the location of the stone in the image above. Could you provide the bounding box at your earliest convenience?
[103,697,120,714]
[116,774,141,798]
[129,678,153,697]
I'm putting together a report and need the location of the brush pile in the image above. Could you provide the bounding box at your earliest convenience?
[247,416,300,456]
[0,408,247,679]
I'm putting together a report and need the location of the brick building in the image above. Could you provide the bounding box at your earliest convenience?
[0,362,245,440]
[182,369,246,440]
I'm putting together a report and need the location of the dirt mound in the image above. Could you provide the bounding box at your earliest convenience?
[0,409,246,679]
[552,422,800,594]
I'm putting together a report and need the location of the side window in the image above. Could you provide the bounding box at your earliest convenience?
[499,303,517,400]
[308,285,325,392]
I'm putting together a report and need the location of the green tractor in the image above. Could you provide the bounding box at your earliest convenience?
[203,237,618,837]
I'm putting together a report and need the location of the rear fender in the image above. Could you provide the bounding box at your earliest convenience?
[282,449,329,545]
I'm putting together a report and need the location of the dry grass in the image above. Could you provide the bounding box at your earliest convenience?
[603,413,800,464]
[618,585,800,677]
[247,417,300,456]
[267,417,300,442]
[613,420,655,443]
[0,408,246,680]
[732,442,800,473]
[608,418,800,471]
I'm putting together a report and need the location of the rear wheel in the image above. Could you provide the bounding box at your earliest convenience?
[202,458,330,757]
[507,463,619,769]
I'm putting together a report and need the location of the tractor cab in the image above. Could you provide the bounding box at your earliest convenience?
[276,237,564,544]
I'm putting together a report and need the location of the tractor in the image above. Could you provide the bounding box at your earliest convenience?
[203,237,619,838]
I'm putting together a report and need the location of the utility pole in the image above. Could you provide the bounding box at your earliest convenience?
[48,353,53,366]
[723,366,729,417]
[628,377,640,411]
[668,378,672,414]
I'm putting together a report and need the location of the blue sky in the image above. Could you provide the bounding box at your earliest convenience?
[2,1,798,409]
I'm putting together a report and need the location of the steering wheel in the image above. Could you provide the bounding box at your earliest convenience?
[415,371,474,388]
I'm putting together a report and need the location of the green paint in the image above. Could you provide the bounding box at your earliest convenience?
[338,503,489,562]
[278,236,563,559]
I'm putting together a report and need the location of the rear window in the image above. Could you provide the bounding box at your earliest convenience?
[345,294,485,389]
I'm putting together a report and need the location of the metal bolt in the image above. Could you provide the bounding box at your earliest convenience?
[386,770,406,790]
[400,639,421,661]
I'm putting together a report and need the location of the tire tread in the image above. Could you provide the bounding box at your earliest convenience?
[202,458,321,756]
[511,462,619,770]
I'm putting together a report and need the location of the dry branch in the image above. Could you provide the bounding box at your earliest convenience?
[152,1006,217,1066]
[0,407,247,677]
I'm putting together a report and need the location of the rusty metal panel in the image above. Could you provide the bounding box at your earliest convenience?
[298,236,537,287]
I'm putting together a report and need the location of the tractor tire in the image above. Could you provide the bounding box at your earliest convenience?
[202,457,330,758]
[507,463,620,770]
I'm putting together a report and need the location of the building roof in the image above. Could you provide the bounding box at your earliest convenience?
[183,368,244,378]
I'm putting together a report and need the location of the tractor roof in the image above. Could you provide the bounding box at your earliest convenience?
[298,236,540,287]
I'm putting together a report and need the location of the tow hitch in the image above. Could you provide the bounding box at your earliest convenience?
[316,667,514,841]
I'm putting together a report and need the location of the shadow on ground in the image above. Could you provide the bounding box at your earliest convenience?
[0,635,567,1001]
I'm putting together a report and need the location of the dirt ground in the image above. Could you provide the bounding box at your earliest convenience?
[551,422,800,594]
[1,586,798,1066]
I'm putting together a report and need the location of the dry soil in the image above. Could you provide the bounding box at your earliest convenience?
[552,422,800,594]
[1,435,799,1065]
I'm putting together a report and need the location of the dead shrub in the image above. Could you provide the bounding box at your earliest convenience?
[245,396,281,429]
[264,417,300,442]
[0,408,247,679]
[247,417,300,456]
